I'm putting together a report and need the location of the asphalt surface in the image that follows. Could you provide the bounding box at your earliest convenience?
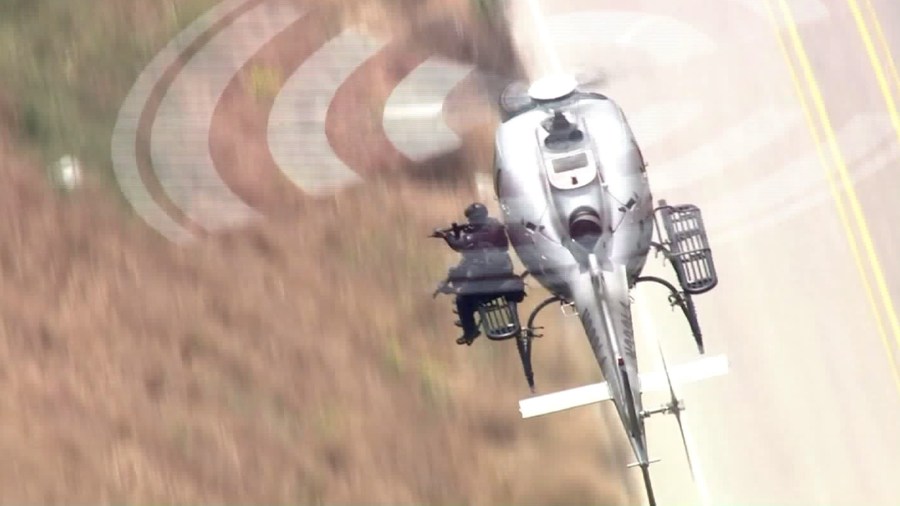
[505,0,900,503]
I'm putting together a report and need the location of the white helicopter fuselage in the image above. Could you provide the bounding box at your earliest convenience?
[493,90,655,459]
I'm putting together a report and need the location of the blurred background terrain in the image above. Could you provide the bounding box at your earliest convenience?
[0,0,633,503]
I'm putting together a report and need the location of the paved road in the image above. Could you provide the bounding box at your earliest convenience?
[505,0,900,503]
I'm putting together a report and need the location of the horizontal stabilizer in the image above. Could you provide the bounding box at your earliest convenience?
[518,354,729,419]
[638,354,729,393]
[519,382,613,418]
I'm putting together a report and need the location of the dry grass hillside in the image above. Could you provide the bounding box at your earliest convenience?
[0,137,633,504]
[0,0,636,503]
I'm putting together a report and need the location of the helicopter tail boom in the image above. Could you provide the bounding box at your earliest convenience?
[518,353,728,418]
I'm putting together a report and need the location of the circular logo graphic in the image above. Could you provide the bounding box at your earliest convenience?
[111,0,896,247]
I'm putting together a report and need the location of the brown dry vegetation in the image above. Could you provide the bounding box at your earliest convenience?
[0,138,633,504]
[0,0,636,503]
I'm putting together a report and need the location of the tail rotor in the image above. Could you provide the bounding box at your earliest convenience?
[655,336,697,482]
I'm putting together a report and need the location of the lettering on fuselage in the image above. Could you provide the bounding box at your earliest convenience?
[580,308,612,378]
[619,299,637,364]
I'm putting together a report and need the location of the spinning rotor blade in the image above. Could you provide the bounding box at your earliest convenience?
[655,336,698,483]
[485,66,616,120]
[571,68,610,91]
[508,68,610,96]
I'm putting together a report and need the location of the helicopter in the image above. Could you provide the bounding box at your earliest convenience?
[431,73,729,504]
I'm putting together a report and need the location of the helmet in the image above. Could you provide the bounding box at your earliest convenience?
[465,202,489,222]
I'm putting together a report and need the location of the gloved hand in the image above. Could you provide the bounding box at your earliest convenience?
[433,280,450,298]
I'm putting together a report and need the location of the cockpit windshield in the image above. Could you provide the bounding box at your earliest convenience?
[541,111,585,151]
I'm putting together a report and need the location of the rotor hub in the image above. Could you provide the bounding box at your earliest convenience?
[527,74,578,102]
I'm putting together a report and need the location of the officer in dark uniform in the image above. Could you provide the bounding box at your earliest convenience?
[432,203,525,345]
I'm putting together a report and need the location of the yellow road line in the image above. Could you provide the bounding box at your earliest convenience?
[776,0,900,390]
[842,0,900,355]
[860,0,900,97]
[763,0,900,392]
[846,0,900,148]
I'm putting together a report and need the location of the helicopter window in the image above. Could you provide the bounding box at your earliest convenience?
[551,152,589,173]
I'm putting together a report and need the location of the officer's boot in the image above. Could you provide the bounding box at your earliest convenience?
[456,315,481,345]
[455,297,481,345]
[456,330,480,346]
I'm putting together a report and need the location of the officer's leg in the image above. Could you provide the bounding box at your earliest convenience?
[455,295,481,344]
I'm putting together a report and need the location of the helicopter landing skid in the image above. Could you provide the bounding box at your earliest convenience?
[508,295,564,393]
[635,275,705,354]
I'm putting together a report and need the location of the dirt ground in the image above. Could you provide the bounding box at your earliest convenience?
[0,0,634,503]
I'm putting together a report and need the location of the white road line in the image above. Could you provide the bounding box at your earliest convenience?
[382,58,474,161]
[111,0,253,242]
[648,105,802,192]
[268,30,384,196]
[633,297,713,506]
[151,0,305,231]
